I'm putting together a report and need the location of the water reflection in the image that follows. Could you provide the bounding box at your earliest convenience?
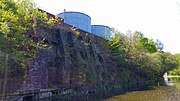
[170,78,180,91]
[164,72,180,90]
[164,72,174,86]
[103,76,180,101]
[42,73,180,101]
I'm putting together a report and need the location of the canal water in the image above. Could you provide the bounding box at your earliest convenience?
[41,77,180,101]
[103,77,180,101]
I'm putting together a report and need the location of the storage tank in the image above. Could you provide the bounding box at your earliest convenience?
[58,11,91,33]
[91,25,111,40]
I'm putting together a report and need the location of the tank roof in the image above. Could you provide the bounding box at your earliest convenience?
[58,11,91,19]
[91,25,110,29]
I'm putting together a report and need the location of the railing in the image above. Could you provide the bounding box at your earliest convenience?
[167,76,180,78]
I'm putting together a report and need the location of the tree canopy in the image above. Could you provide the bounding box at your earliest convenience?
[108,29,179,85]
[169,54,180,76]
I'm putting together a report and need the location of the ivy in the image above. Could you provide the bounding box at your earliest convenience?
[0,0,55,75]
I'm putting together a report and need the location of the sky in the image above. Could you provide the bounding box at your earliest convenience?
[34,0,180,54]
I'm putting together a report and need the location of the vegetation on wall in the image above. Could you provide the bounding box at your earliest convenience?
[0,0,58,96]
[0,0,56,76]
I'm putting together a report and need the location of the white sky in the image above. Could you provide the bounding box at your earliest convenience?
[34,0,180,54]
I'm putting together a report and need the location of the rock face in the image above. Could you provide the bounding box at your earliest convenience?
[0,27,114,94]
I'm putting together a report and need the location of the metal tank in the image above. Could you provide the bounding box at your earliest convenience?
[58,11,91,33]
[91,25,111,40]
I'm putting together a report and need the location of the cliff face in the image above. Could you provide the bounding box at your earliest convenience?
[22,28,115,90]
[0,27,115,93]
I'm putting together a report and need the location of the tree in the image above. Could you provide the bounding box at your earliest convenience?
[169,54,180,76]
[132,31,159,53]
[0,0,55,96]
[108,31,129,66]
[0,0,55,71]
[108,28,179,86]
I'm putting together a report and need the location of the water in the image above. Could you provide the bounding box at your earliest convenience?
[103,77,180,101]
[41,77,180,101]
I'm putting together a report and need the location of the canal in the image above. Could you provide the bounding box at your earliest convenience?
[41,77,180,101]
[103,77,180,101]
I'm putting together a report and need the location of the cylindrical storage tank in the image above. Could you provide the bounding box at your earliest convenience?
[91,25,111,40]
[58,11,91,33]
